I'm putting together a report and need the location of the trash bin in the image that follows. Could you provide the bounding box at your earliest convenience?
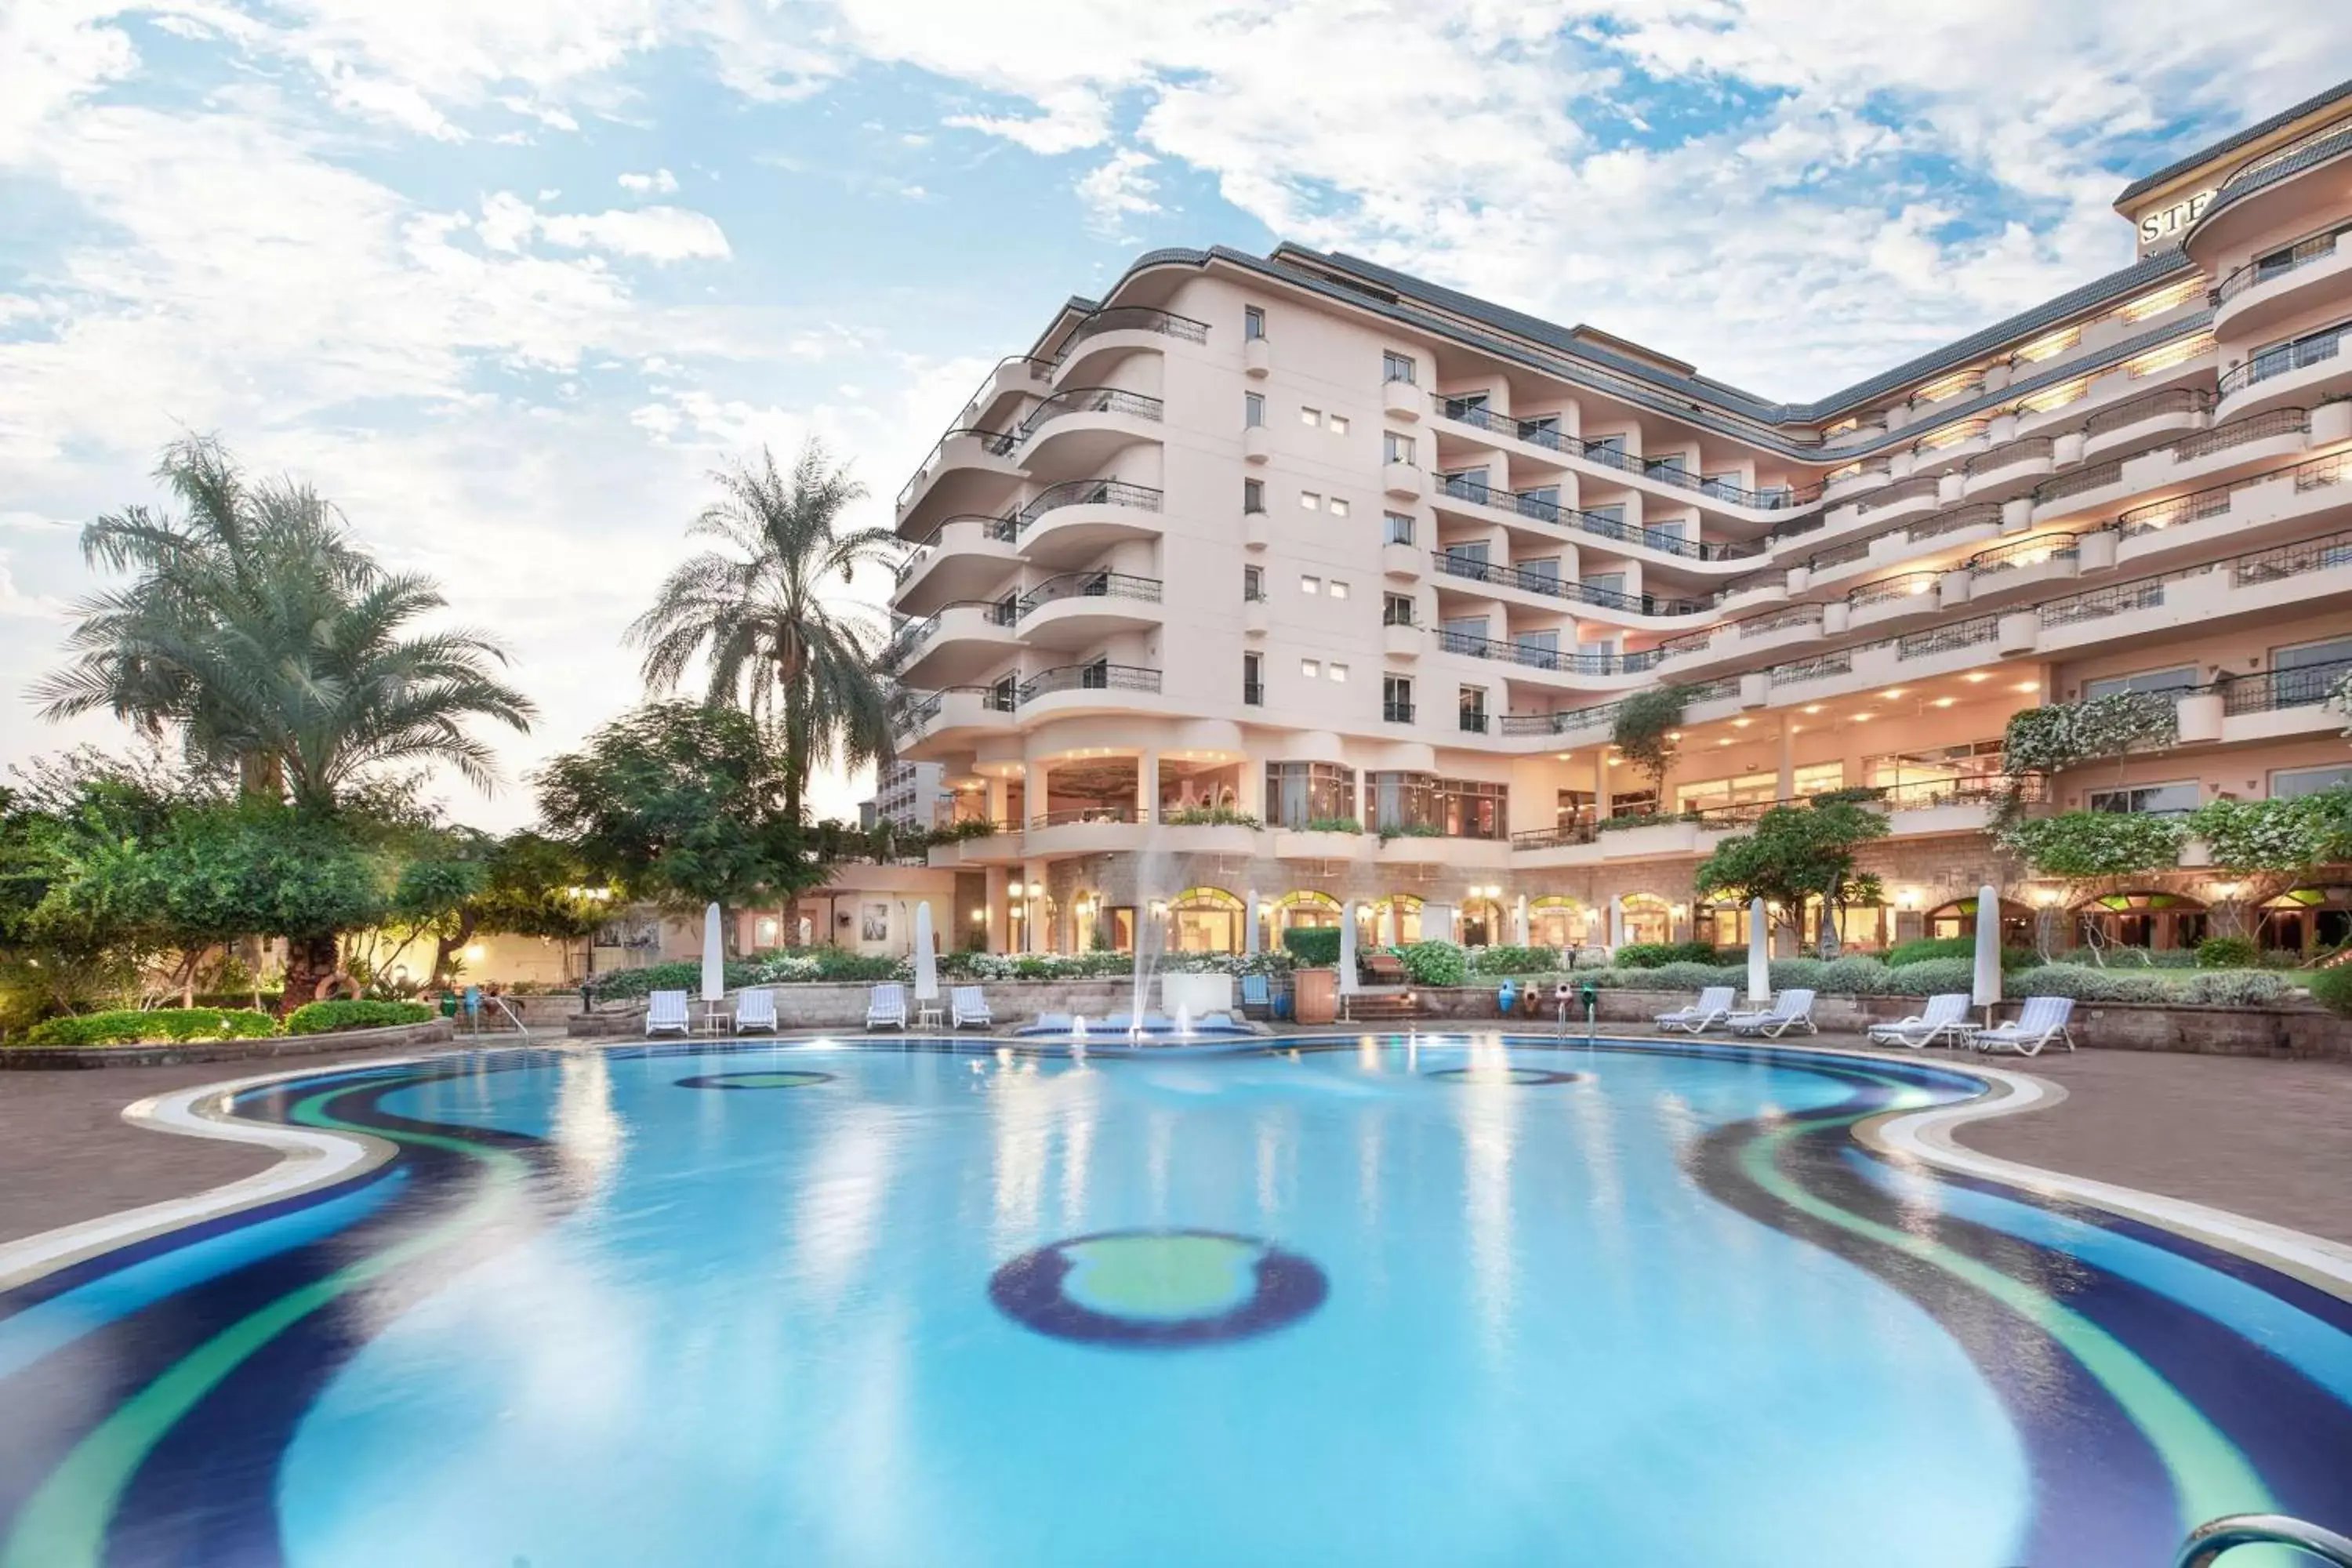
[1292,967,1337,1025]
[437,995,459,1018]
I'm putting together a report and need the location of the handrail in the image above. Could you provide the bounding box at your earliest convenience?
[2169,407,2309,461]
[2082,384,2214,435]
[2219,321,2347,396]
[1436,626,1660,675]
[1961,436,2053,476]
[1429,550,1710,615]
[1847,572,1940,608]
[1434,473,1763,561]
[2175,1513,2352,1568]
[1429,395,1822,509]
[894,512,1021,582]
[1030,805,1139,828]
[1054,305,1210,358]
[1013,477,1163,532]
[2213,226,2342,303]
[1965,531,2081,575]
[1015,386,1163,440]
[1018,662,1161,701]
[1017,570,1163,617]
[2216,654,2352,717]
[2116,446,2350,536]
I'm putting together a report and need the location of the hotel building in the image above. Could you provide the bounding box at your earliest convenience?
[885,81,2352,960]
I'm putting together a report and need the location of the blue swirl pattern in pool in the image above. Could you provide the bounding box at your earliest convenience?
[0,1036,2347,1566]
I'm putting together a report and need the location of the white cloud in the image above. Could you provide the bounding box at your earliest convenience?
[309,52,466,140]
[540,205,732,262]
[618,166,680,194]
[1073,147,1159,239]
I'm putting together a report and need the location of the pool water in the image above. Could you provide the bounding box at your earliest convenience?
[2,1036,2348,1566]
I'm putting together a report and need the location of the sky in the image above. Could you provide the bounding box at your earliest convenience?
[4,1,2348,829]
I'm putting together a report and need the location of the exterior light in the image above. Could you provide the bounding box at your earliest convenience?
[1025,881,1044,898]
[463,943,486,964]
[1802,704,1823,715]
[1896,888,1919,909]
[1667,731,1682,740]
[1732,717,1751,728]
[1963,672,1990,683]
[1880,688,1905,699]
[1932,697,1956,708]
[971,909,987,924]
[2034,887,2062,908]
[2212,881,2241,902]
[2015,681,2039,693]
[1851,713,1872,722]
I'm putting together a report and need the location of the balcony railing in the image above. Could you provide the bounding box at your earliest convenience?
[1874,776,2045,811]
[1847,572,1940,609]
[1030,805,1139,828]
[1965,532,2080,576]
[2169,407,2307,461]
[2033,460,2123,506]
[1018,662,1161,702]
[2231,525,2352,587]
[1437,627,1652,675]
[2081,385,2215,436]
[1737,605,1821,638]
[1012,477,1163,533]
[1054,306,1209,358]
[1510,821,1596,850]
[878,599,1018,670]
[1497,703,1617,737]
[1962,437,2053,476]
[1016,570,1162,619]
[1434,474,1761,561]
[895,512,1021,583]
[2116,446,2351,537]
[1429,550,1710,615]
[2219,325,2347,396]
[895,426,1022,510]
[1242,681,1265,706]
[1907,503,2003,543]
[1856,474,1941,513]
[1459,710,1490,734]
[2215,230,2341,304]
[2038,579,2165,629]
[887,683,1015,735]
[1896,615,2000,660]
[1429,396,1819,509]
[2217,655,2352,716]
[1768,652,1851,687]
[1015,386,1164,441]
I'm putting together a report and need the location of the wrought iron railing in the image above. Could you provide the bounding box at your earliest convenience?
[2117,446,2350,536]
[1847,572,1940,609]
[1907,503,2003,542]
[2214,230,2341,304]
[1459,710,1490,734]
[2038,579,2166,629]
[1962,437,2054,476]
[1433,473,1760,559]
[2033,460,2123,505]
[1018,662,1161,701]
[1016,570,1163,619]
[1855,474,1940,514]
[1510,821,1597,850]
[1897,615,2000,660]
[895,426,1022,510]
[1768,652,1852,686]
[895,512,1020,583]
[2169,407,2308,461]
[1429,550,1710,615]
[1737,605,1822,638]
[1013,477,1163,532]
[1436,627,1640,674]
[1429,396,1820,509]
[1497,703,1617,737]
[1966,532,2081,576]
[1030,805,1140,828]
[2230,526,2352,586]
[2082,385,2214,435]
[1383,700,1416,724]
[1015,387,1165,441]
[1055,306,1210,358]
[2218,325,2346,396]
[2217,656,2352,716]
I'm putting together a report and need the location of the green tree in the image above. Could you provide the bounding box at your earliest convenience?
[1610,685,1687,806]
[533,702,823,949]
[1694,795,1890,956]
[34,436,536,816]
[626,441,898,939]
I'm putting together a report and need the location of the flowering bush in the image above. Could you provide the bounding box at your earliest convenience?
[2187,791,2352,873]
[1392,939,1468,987]
[1468,945,1563,976]
[1997,810,2187,877]
[2016,964,2171,1003]
[2002,691,2178,779]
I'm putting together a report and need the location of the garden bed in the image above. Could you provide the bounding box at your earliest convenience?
[1,1015,459,1070]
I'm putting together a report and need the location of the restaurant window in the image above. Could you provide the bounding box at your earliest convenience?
[1264,761,1355,826]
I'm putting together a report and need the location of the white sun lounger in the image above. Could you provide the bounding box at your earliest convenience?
[734,988,779,1033]
[1973,995,2075,1057]
[1655,985,1737,1034]
[1867,993,1971,1050]
[866,982,908,1031]
[645,989,691,1037]
[951,985,993,1029]
[1729,989,1817,1038]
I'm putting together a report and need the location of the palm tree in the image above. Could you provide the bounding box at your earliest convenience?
[627,440,900,833]
[34,437,536,817]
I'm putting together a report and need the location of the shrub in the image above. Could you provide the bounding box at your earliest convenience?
[1884,958,1976,997]
[1885,937,2038,971]
[1160,807,1263,829]
[1647,961,1749,991]
[1393,940,1469,988]
[22,1007,279,1048]
[1614,941,1716,970]
[1822,956,1896,996]
[2194,935,2259,969]
[1470,946,1559,976]
[285,1000,436,1036]
[1282,927,1344,967]
[1998,809,2186,878]
[1300,816,1363,834]
[2177,971,2292,1007]
[1768,957,1827,989]
[2311,966,2352,1019]
[2016,966,2169,1004]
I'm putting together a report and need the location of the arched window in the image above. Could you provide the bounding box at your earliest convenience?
[1527,895,1589,948]
[1168,887,1244,954]
[2074,891,2206,953]
[2257,887,2352,953]
[1621,893,1672,946]
[1926,896,2033,949]
[1363,894,1423,948]
[1268,890,1342,935]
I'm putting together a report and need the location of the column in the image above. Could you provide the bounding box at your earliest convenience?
[1236,756,1265,821]
[984,866,1009,953]
[1776,722,1795,802]
[986,775,1010,827]
[1022,858,1047,954]
[1594,751,1611,820]
[1137,749,1160,824]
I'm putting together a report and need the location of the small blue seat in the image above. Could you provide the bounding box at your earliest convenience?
[1240,973,1272,1019]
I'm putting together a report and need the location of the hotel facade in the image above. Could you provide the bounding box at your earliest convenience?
[884,81,2352,960]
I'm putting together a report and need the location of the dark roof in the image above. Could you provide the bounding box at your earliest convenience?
[2190,121,2352,234]
[2114,76,2352,205]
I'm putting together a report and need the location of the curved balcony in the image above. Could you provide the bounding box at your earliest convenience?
[1014,477,1164,568]
[1644,604,1821,673]
[1845,472,1942,526]
[1012,386,1164,478]
[1819,457,1894,503]
[894,513,1021,615]
[884,600,1019,686]
[1051,305,1209,387]
[2216,324,2350,421]
[1959,437,2055,502]
[1151,811,1262,857]
[1432,627,1665,693]
[1023,804,1148,857]
[1961,531,2081,601]
[1428,550,1713,625]
[1272,828,1371,862]
[1426,394,1823,520]
[1015,570,1163,649]
[956,355,1055,430]
[1844,571,1942,630]
[1016,661,1163,722]
[1431,473,1762,572]
[894,426,1024,535]
[2213,227,2351,340]
[2186,119,2352,270]
[890,684,1018,753]
[2080,387,2214,462]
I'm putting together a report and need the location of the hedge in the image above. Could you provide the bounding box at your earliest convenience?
[22,1007,278,1048]
[1282,928,1343,967]
[2312,966,2352,1019]
[1885,937,2039,971]
[285,1000,437,1036]
[1469,946,1561,976]
[1392,940,1468,987]
[2194,936,2259,969]
[1613,941,1718,970]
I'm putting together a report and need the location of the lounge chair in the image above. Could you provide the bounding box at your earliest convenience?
[1973,996,2075,1057]
[1867,993,1970,1050]
[866,982,908,1031]
[951,985,993,1029]
[1239,973,1272,1020]
[646,989,691,1037]
[1729,989,1817,1038]
[1655,985,1736,1034]
[734,988,779,1034]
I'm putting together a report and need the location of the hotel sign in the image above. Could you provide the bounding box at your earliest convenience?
[2135,187,2216,253]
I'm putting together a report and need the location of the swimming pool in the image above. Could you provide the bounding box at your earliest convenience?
[2,1036,2347,1566]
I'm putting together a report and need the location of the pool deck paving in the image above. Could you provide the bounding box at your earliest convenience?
[1,1029,2347,1252]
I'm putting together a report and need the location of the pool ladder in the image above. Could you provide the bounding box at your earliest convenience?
[2177,1515,2352,1566]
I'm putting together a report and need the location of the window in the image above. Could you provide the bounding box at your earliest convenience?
[1519,556,1560,584]
[1301,659,1321,678]
[2082,666,2198,700]
[1676,771,1777,815]
[1244,392,1265,428]
[1300,405,1322,426]
[1243,477,1265,514]
[1243,652,1264,706]
[1586,503,1626,525]
[1329,497,1351,517]
[1443,393,1489,421]
[2274,764,2352,798]
[1265,761,1355,826]
[2274,636,2352,670]
[1557,789,1595,827]
[2088,782,2201,815]
[1329,663,1348,683]
[1444,539,1490,565]
[1367,771,1503,836]
[1582,572,1626,597]
[1514,628,1560,659]
[1385,431,1415,465]
[1299,490,1321,510]
[1646,520,1689,548]
[1383,675,1414,723]
[1384,511,1416,546]
[1383,592,1416,626]
[1327,580,1349,601]
[1586,434,1626,456]
[1243,564,1264,601]
[1457,686,1489,734]
[1518,414,1559,441]
[1327,414,1349,435]
[1244,305,1266,341]
[1383,351,1417,384]
[1792,762,1846,797]
[1300,575,1321,594]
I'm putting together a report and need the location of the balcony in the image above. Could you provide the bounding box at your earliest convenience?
[1382,378,1421,419]
[885,600,1020,685]
[1382,621,1421,658]
[1432,474,1762,566]
[1152,810,1262,856]
[1429,394,1821,517]
[1014,477,1165,567]
[1374,830,1508,869]
[2114,447,2352,557]
[1274,827,1370,862]
[894,426,1025,535]
[1849,473,1943,524]
[1963,532,2081,599]
[1016,661,1163,720]
[890,684,1018,751]
[1959,437,2056,502]
[2214,230,2351,339]
[1845,571,1942,629]
[1024,804,1148,856]
[894,513,1022,615]
[1428,550,1711,622]
[2080,387,2214,462]
[2216,654,2352,723]
[1051,306,1209,386]
[1015,570,1163,648]
[1384,460,1425,499]
[1011,386,1164,477]
[2216,323,2351,420]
